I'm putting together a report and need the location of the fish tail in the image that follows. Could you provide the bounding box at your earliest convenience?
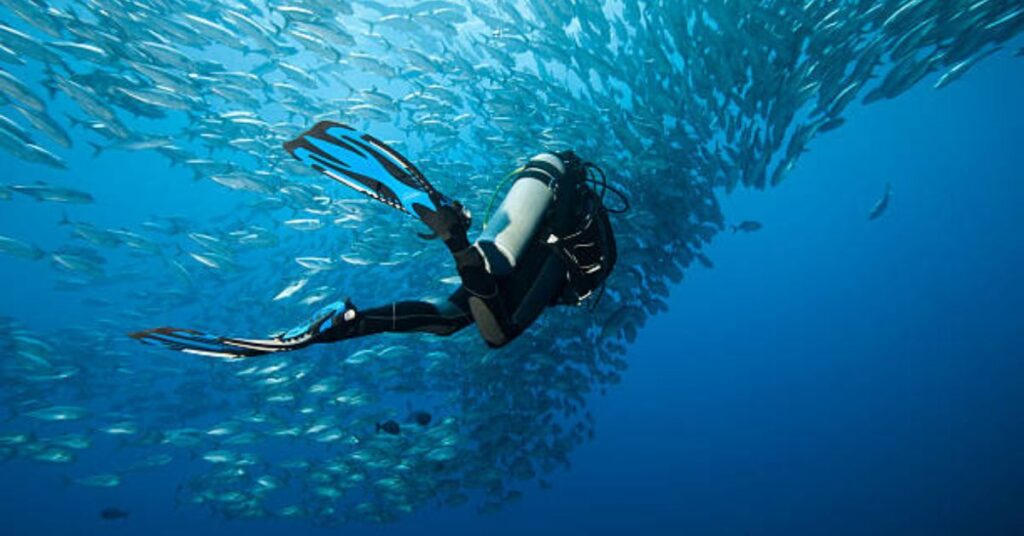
[375,422,382,433]
[58,210,70,226]
[88,141,104,157]
[42,77,59,100]
[63,113,82,128]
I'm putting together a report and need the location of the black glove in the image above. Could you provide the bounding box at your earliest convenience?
[413,202,472,251]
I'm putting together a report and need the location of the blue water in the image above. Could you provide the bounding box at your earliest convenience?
[2,39,1024,536]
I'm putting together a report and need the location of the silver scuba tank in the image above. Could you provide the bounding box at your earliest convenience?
[475,153,564,275]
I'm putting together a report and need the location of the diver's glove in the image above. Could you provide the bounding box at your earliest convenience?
[413,201,472,251]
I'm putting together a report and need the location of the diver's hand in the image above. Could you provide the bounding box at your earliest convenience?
[413,202,471,246]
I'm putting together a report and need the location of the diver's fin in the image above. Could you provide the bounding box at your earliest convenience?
[129,300,358,359]
[128,327,307,359]
[283,121,453,216]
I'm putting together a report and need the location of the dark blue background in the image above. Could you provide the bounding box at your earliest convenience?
[2,51,1022,536]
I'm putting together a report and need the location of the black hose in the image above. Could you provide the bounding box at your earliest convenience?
[583,162,630,214]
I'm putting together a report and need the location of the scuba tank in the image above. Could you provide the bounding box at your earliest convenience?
[476,153,565,275]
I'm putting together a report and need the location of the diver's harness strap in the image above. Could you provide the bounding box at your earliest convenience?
[538,152,619,307]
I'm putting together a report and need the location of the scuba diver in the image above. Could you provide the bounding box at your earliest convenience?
[130,121,625,358]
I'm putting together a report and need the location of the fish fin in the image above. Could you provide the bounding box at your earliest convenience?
[63,113,84,128]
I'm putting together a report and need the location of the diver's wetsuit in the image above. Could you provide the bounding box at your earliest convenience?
[129,151,615,357]
[322,151,591,348]
[335,239,568,346]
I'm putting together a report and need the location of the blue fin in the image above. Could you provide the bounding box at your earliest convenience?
[283,121,452,215]
[129,300,356,359]
[129,328,290,359]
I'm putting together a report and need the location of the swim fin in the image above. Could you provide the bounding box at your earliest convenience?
[129,327,298,359]
[283,121,455,219]
[130,300,357,359]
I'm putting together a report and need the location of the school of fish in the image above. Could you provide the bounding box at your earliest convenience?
[0,0,1021,526]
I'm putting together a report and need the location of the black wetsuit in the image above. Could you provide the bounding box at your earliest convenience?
[350,239,566,343]
[323,151,611,348]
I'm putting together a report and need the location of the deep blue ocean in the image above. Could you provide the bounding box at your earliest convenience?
[2,9,1024,536]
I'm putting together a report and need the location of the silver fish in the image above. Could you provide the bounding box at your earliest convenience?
[0,234,44,260]
[0,68,45,112]
[72,473,122,488]
[868,183,893,221]
[13,106,71,148]
[10,183,92,204]
[25,405,89,421]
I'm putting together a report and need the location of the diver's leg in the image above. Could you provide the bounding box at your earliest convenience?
[455,246,517,347]
[351,300,471,337]
[414,203,517,347]
[132,292,473,359]
[319,288,473,340]
[503,251,567,338]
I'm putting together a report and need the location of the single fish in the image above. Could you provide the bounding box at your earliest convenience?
[284,218,324,231]
[72,473,122,488]
[115,86,193,112]
[0,234,44,260]
[48,41,110,63]
[32,447,75,464]
[51,252,104,278]
[0,111,31,142]
[0,128,66,169]
[730,221,763,233]
[89,136,175,156]
[0,67,44,112]
[375,420,401,435]
[868,183,892,220]
[273,278,309,301]
[99,507,129,520]
[10,183,93,204]
[13,106,71,148]
[409,411,432,426]
[25,405,89,421]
